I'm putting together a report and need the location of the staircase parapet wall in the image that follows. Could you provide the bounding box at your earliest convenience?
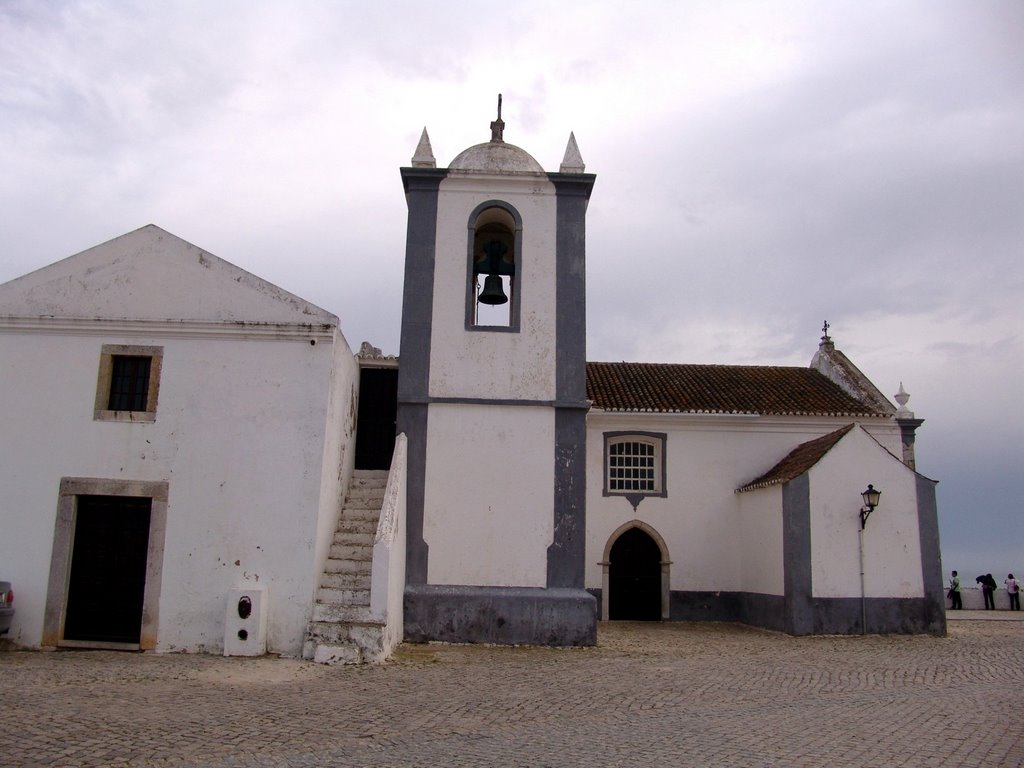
[368,433,408,654]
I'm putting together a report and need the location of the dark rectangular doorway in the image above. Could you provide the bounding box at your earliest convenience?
[64,495,152,644]
[354,367,398,470]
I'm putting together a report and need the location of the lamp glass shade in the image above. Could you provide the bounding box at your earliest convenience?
[861,484,881,509]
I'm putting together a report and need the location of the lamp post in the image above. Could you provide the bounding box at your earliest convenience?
[858,484,881,634]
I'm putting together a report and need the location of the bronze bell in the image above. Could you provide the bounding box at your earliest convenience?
[478,274,508,305]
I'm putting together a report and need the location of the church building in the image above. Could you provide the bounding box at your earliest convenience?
[0,108,945,661]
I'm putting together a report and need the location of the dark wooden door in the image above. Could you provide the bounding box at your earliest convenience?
[354,367,398,470]
[64,495,152,644]
[609,527,662,620]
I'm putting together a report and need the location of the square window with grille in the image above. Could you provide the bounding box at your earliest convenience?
[94,345,163,422]
[603,432,667,498]
[108,356,152,411]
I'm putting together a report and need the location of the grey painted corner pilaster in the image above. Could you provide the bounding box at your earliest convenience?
[547,409,587,589]
[782,474,813,635]
[549,173,594,405]
[897,417,925,471]
[397,167,444,405]
[544,174,593,593]
[546,172,593,595]
[915,474,946,634]
[397,167,445,586]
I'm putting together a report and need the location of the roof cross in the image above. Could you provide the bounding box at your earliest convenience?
[490,93,505,142]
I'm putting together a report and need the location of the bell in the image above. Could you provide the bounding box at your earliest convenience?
[478,274,508,305]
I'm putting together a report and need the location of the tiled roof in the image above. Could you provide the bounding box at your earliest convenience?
[586,362,888,417]
[737,424,856,492]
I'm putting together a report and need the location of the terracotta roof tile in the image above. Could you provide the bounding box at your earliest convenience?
[737,424,856,492]
[586,362,887,417]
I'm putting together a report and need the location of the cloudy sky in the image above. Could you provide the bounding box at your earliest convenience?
[2,1,1022,582]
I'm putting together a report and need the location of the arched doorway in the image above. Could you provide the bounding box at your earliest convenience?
[608,526,664,620]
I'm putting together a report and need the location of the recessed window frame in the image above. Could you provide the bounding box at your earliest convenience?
[603,431,668,500]
[464,199,523,333]
[94,344,163,423]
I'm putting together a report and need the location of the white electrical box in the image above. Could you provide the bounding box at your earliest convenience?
[224,585,268,656]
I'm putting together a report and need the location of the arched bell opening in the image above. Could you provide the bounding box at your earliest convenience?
[601,521,671,621]
[465,202,522,330]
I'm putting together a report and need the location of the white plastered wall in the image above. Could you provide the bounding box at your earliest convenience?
[428,176,558,402]
[736,485,785,595]
[310,329,360,616]
[0,326,352,655]
[809,427,924,598]
[586,413,901,595]
[423,403,554,587]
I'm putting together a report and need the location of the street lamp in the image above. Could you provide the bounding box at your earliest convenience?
[858,484,881,634]
[860,484,881,529]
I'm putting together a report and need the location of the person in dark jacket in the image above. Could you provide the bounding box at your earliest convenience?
[976,574,998,609]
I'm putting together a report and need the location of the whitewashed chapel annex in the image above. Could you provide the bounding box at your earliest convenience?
[0,109,945,660]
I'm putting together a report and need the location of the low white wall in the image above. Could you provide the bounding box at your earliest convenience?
[369,433,407,659]
[952,588,1019,611]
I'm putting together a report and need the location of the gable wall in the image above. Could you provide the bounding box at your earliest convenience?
[809,429,924,598]
[0,324,353,655]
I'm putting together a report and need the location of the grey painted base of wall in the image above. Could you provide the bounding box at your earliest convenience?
[405,584,597,646]
[587,589,946,636]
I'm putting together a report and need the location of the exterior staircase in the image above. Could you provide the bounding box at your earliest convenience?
[304,469,389,664]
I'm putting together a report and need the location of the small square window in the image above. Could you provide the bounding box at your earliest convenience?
[603,432,667,499]
[94,345,162,422]
[108,355,152,411]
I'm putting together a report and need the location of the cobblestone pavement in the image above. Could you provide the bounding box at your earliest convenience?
[3,620,1023,768]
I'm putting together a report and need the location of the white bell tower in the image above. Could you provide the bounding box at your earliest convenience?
[397,99,596,645]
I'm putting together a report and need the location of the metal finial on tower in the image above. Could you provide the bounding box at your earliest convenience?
[490,93,505,143]
[821,320,831,342]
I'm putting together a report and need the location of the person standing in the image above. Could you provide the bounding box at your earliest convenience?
[977,574,997,609]
[1006,574,1020,611]
[949,571,962,610]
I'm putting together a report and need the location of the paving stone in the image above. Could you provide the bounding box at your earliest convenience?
[2,620,1023,766]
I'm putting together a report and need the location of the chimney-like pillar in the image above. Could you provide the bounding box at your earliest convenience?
[894,383,924,470]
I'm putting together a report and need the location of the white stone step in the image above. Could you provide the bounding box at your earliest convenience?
[320,570,371,590]
[338,518,377,534]
[312,602,374,624]
[315,587,370,606]
[323,557,371,575]
[333,531,375,547]
[329,543,372,561]
[308,618,385,644]
[342,507,382,528]
[313,643,362,665]
[350,487,385,505]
